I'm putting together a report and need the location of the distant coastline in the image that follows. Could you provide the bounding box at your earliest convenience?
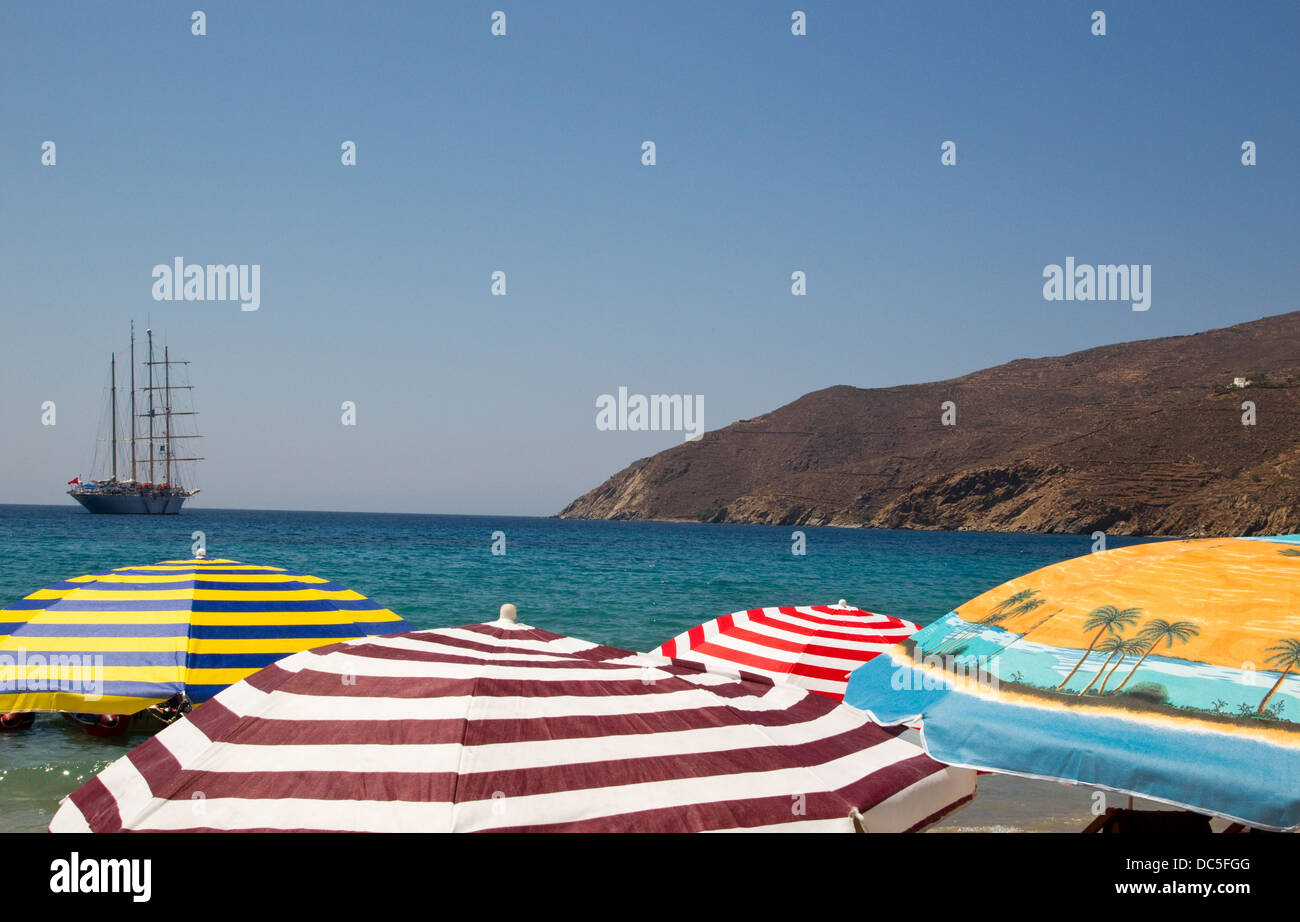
[560,312,1300,538]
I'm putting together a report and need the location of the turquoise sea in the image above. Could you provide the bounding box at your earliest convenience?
[0,504,1168,832]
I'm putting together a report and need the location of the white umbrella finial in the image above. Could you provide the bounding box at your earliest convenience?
[499,603,517,623]
[837,599,848,608]
[195,548,206,560]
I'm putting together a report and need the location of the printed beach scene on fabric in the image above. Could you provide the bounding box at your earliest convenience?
[908,536,1300,729]
[844,535,1300,829]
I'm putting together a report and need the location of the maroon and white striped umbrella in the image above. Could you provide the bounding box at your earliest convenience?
[50,607,973,833]
[653,601,918,701]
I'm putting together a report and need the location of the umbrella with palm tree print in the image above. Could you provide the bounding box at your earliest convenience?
[843,535,1300,831]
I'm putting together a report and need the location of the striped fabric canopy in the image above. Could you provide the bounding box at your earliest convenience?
[653,602,918,701]
[0,558,408,715]
[50,615,976,832]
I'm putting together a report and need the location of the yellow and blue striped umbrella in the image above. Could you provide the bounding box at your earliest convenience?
[0,558,410,715]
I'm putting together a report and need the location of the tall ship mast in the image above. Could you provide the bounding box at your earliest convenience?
[68,323,203,515]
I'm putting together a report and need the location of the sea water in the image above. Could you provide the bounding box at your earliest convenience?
[0,504,1165,832]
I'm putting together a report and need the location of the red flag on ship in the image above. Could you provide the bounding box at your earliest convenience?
[67,477,79,485]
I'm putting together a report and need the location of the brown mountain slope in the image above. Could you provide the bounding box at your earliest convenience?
[559,312,1300,536]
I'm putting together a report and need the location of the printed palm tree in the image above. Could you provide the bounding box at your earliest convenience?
[1111,619,1201,693]
[989,603,1063,656]
[1056,605,1141,691]
[932,589,1041,654]
[991,588,1038,612]
[1015,597,1046,618]
[1257,639,1300,715]
[972,597,1047,654]
[983,596,1045,632]
[930,590,1019,655]
[1099,637,1149,694]
[1079,635,1129,695]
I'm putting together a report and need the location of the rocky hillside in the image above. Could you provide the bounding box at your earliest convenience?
[559,312,1300,536]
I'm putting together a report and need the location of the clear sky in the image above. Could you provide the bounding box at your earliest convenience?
[2,1,1297,514]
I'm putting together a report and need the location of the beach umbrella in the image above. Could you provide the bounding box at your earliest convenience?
[49,605,976,832]
[843,535,1300,831]
[0,557,409,716]
[652,601,917,701]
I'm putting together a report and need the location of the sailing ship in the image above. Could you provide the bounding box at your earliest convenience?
[67,323,202,515]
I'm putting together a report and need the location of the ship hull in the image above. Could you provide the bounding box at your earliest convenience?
[70,492,188,515]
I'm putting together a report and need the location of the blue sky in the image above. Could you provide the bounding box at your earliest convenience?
[2,1,1297,514]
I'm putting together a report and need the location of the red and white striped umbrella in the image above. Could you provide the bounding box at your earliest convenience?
[653,601,918,701]
[50,607,973,833]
